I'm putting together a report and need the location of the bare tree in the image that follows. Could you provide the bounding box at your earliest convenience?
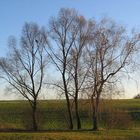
[67,16,95,129]
[0,23,47,131]
[47,8,95,129]
[46,8,79,129]
[85,18,140,130]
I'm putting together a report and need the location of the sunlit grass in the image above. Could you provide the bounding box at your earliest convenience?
[0,130,139,140]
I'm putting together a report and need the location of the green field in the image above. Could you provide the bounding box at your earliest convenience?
[0,99,139,139]
[0,99,139,130]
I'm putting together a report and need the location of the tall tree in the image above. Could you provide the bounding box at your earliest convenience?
[85,18,140,130]
[0,23,47,131]
[47,8,95,129]
[47,8,79,129]
[67,16,95,129]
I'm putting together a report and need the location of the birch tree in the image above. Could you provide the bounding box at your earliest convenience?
[0,23,48,131]
[86,18,140,130]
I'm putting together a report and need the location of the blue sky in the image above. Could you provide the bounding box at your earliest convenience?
[1,0,140,57]
[0,0,140,99]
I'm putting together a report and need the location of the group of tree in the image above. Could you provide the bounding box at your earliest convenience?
[134,93,140,99]
[0,8,139,131]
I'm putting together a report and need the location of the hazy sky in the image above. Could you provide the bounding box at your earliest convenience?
[0,0,140,99]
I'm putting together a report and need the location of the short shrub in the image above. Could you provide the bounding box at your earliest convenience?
[101,108,132,129]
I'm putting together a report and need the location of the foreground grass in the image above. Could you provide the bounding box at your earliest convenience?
[0,130,139,140]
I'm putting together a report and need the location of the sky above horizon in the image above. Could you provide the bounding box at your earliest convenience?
[0,0,140,99]
[1,0,140,55]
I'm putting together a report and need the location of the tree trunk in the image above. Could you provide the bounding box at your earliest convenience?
[32,101,38,131]
[74,98,81,129]
[65,94,73,129]
[93,107,98,130]
[62,73,73,129]
[91,96,99,131]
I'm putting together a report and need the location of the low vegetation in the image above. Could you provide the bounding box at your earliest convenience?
[0,99,139,130]
[0,99,138,139]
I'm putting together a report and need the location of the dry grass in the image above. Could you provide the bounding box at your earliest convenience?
[0,130,139,140]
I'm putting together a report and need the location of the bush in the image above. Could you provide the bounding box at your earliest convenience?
[99,100,132,129]
[102,109,132,129]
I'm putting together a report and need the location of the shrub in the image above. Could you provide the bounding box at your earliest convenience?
[103,109,132,129]
[99,100,132,129]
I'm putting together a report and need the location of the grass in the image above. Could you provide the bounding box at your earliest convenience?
[0,99,139,130]
[0,99,139,139]
[0,130,139,140]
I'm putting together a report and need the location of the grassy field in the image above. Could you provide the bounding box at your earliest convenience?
[0,130,139,140]
[0,99,139,139]
[0,99,139,130]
